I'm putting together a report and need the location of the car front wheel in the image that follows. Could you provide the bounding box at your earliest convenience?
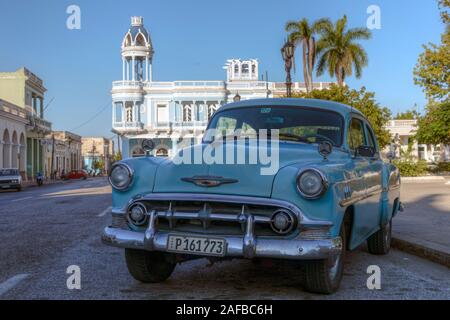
[125,249,177,283]
[367,219,392,255]
[303,223,346,294]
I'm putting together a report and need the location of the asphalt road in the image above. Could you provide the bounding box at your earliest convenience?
[0,178,449,300]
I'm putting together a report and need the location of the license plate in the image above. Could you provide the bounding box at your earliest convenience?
[167,235,226,257]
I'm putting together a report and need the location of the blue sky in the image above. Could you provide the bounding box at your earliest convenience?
[0,0,444,137]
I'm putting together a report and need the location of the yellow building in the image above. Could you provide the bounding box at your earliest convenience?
[0,67,52,179]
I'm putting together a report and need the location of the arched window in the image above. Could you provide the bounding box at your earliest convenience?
[241,64,249,75]
[135,33,146,46]
[123,33,132,47]
[132,147,145,157]
[183,105,192,122]
[234,64,239,77]
[156,148,168,157]
[207,104,217,120]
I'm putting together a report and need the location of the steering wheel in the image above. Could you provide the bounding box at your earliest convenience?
[303,134,335,145]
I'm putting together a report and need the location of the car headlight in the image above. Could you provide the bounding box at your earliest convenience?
[296,168,328,199]
[109,163,133,190]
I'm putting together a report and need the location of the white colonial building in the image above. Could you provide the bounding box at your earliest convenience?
[111,17,332,158]
[385,119,449,162]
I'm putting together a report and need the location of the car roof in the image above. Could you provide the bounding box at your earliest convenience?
[218,98,363,117]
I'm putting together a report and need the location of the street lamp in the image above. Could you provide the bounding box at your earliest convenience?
[281,40,295,97]
[233,92,241,102]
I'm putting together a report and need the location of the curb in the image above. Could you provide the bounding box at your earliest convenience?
[401,176,446,182]
[391,237,450,268]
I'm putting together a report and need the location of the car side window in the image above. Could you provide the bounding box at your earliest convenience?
[365,124,377,151]
[347,118,366,150]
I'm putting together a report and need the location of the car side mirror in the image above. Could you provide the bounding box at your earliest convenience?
[356,145,376,158]
[386,150,396,162]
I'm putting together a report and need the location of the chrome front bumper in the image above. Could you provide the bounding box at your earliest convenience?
[102,193,342,260]
[102,226,342,260]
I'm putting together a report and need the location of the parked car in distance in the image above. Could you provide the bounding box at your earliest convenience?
[102,98,403,294]
[0,168,22,191]
[62,169,88,180]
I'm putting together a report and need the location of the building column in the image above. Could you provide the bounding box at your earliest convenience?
[122,57,125,81]
[145,57,149,82]
[0,142,3,168]
[39,98,44,118]
[126,59,129,81]
[131,56,135,81]
[149,61,153,82]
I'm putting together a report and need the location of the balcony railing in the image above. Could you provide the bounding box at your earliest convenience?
[386,120,418,127]
[112,81,143,88]
[113,121,144,130]
[145,81,226,89]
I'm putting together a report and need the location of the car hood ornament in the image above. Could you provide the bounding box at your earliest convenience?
[181,176,239,187]
[318,141,333,160]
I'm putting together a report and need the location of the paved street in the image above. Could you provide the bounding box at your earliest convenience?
[0,178,449,300]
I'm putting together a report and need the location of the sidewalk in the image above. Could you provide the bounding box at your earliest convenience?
[22,175,107,189]
[392,178,450,267]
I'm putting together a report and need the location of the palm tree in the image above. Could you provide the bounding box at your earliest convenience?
[315,15,371,87]
[285,18,330,93]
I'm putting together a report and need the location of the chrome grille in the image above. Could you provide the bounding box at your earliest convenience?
[130,200,298,237]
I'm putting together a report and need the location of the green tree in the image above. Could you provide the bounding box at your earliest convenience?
[413,36,450,102]
[315,15,371,87]
[413,0,450,151]
[394,108,420,120]
[415,101,450,145]
[285,18,329,93]
[114,151,122,162]
[92,158,105,171]
[292,84,391,147]
[413,0,449,102]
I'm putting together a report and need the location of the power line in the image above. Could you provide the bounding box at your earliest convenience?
[70,101,111,132]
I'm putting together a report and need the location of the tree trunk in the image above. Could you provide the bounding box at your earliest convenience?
[307,37,316,93]
[302,40,310,93]
[336,66,344,87]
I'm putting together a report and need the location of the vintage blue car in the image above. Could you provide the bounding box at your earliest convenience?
[102,98,403,294]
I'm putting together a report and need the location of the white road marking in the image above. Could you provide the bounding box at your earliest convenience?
[97,206,112,217]
[11,196,32,202]
[0,274,30,297]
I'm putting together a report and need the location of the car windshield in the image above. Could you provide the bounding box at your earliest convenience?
[0,169,19,176]
[204,106,344,146]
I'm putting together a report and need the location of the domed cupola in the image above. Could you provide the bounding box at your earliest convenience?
[121,16,154,82]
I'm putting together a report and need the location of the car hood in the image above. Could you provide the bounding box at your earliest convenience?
[153,141,328,197]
